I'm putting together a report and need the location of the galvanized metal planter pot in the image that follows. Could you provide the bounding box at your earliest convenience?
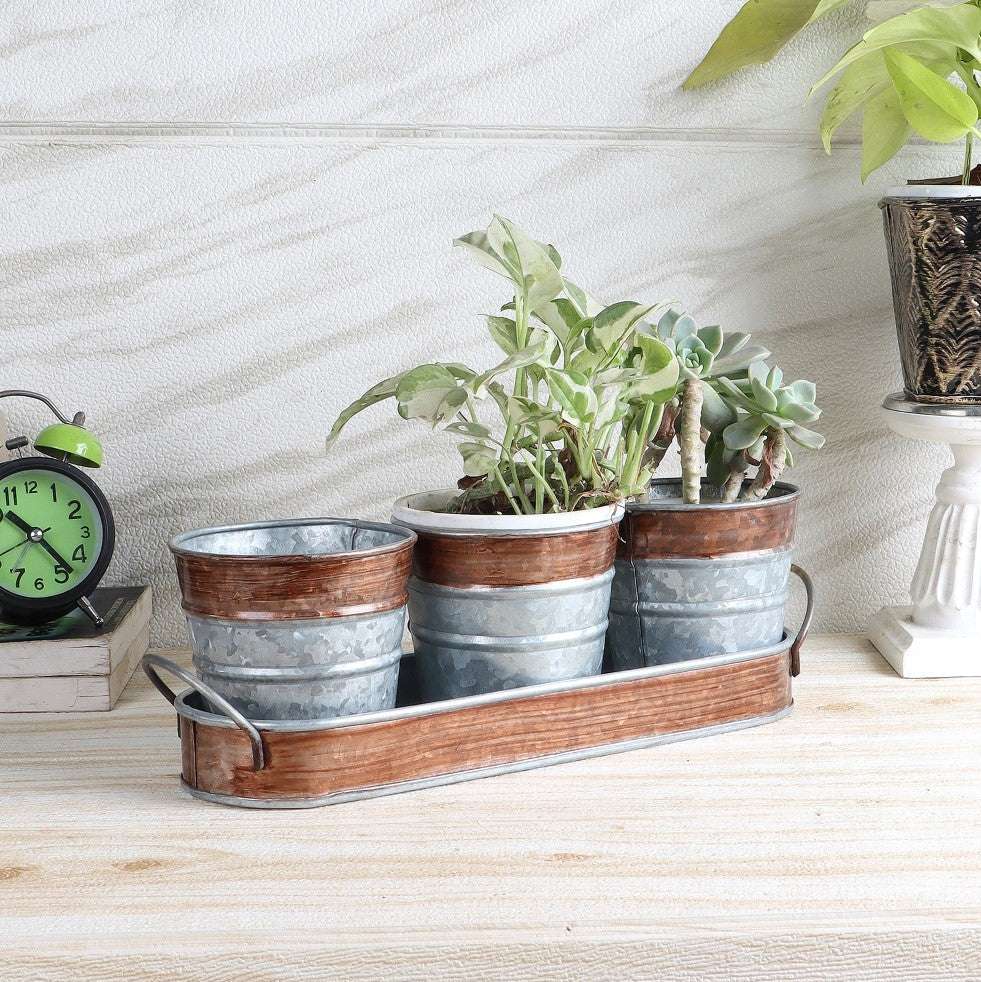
[170,518,415,720]
[881,186,981,404]
[608,480,799,670]
[391,490,623,701]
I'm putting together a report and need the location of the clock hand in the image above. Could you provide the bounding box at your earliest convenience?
[0,536,29,559]
[0,513,73,572]
[0,527,50,560]
[2,510,33,537]
[38,538,73,574]
[10,540,30,570]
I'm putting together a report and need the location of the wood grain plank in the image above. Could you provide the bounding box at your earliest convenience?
[2,636,981,981]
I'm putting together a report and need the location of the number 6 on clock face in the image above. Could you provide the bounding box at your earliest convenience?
[0,456,114,625]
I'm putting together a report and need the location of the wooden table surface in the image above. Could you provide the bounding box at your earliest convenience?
[2,635,980,981]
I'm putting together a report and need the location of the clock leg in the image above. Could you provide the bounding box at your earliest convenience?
[77,595,104,627]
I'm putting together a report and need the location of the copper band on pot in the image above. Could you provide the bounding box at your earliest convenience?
[171,524,415,620]
[411,525,619,588]
[620,495,798,561]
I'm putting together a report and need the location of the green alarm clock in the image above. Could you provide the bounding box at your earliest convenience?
[0,391,114,627]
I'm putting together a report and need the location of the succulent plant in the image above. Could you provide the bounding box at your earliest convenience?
[712,361,825,501]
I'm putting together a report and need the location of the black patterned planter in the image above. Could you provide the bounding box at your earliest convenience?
[881,188,981,404]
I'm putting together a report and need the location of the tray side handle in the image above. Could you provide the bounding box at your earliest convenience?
[789,564,815,678]
[142,653,265,771]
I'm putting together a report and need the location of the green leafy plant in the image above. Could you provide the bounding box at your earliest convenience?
[685,1,981,183]
[327,216,679,515]
[326,217,825,513]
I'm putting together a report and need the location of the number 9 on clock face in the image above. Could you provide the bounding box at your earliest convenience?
[0,458,115,623]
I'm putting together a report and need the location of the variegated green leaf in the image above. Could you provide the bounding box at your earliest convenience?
[507,396,563,437]
[470,340,550,396]
[453,231,515,280]
[458,441,499,478]
[486,215,563,312]
[487,315,519,355]
[626,334,681,404]
[532,298,585,349]
[444,420,494,440]
[563,278,605,319]
[395,365,467,424]
[591,301,664,354]
[326,371,408,448]
[545,368,598,425]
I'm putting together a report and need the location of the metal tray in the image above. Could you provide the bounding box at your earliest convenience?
[144,566,813,809]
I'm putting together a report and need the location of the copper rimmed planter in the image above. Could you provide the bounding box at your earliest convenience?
[881,186,981,404]
[608,480,800,670]
[392,491,623,701]
[170,518,415,720]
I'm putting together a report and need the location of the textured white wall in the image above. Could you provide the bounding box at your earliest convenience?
[0,2,957,644]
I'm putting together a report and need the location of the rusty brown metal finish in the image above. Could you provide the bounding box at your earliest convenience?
[173,544,414,620]
[410,525,619,588]
[180,648,792,802]
[620,496,797,561]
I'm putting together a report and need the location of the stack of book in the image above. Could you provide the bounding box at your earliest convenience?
[0,586,150,712]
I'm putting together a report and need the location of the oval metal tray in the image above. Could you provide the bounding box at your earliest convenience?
[145,566,813,809]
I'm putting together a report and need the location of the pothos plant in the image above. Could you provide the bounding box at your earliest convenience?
[686,1,981,184]
[326,217,825,512]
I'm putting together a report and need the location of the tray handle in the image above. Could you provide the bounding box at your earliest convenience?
[789,564,815,678]
[142,653,265,771]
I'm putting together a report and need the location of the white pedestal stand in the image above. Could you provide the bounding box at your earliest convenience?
[869,394,981,677]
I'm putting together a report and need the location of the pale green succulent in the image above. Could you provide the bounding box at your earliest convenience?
[715,361,826,454]
[656,310,722,379]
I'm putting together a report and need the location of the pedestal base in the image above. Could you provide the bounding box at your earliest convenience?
[869,606,981,678]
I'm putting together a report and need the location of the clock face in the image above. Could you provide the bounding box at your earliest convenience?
[0,467,106,601]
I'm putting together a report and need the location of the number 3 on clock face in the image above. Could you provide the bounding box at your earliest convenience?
[0,457,115,624]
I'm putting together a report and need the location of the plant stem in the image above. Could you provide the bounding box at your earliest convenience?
[720,451,749,503]
[513,293,529,402]
[622,401,658,495]
[491,464,521,515]
[510,457,533,513]
[550,454,571,510]
[534,425,545,513]
[742,428,786,502]
[679,378,704,504]
[964,132,974,187]
[524,456,561,511]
